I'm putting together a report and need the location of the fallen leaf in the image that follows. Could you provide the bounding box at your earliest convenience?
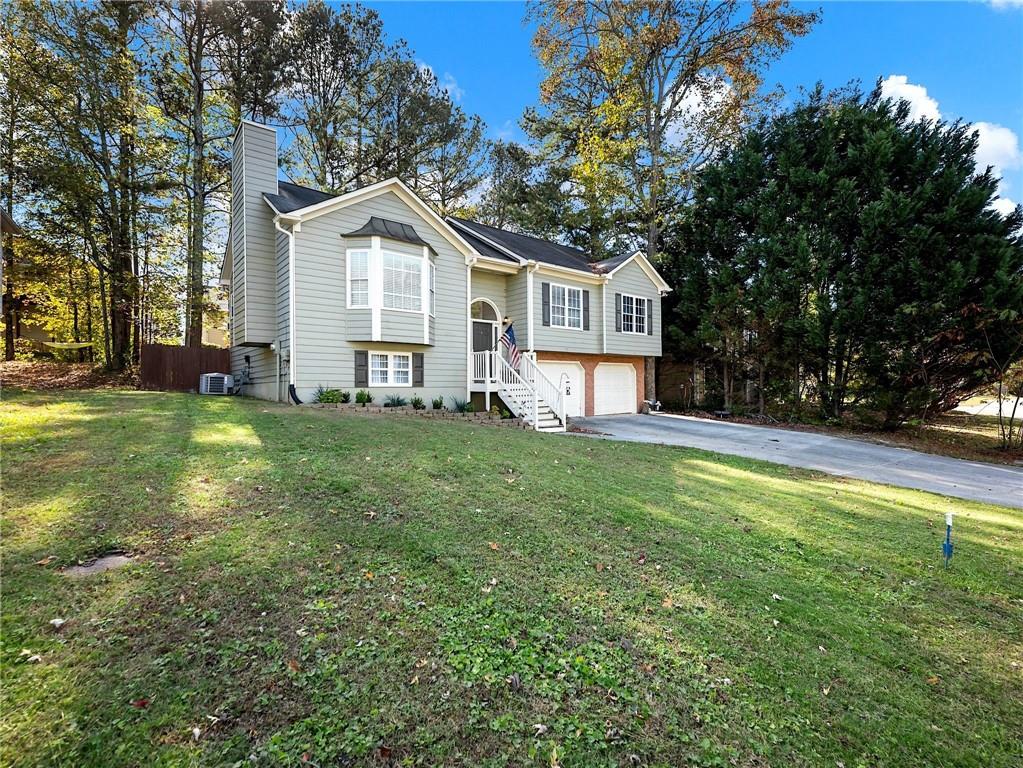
[661,598,673,609]
[191,726,201,741]
[35,556,56,566]
[772,593,783,601]
[288,659,301,673]
[131,698,150,709]
[926,675,940,686]
[488,542,500,551]
[49,618,66,630]
[364,570,374,580]
[595,563,604,572]
[533,723,548,736]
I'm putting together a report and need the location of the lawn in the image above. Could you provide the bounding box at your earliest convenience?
[2,390,1021,767]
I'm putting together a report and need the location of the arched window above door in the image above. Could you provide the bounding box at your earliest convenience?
[470,299,499,321]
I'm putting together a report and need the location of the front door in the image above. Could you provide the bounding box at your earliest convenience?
[472,321,495,353]
[472,321,497,382]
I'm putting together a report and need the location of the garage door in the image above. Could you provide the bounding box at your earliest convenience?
[538,361,584,417]
[594,363,637,415]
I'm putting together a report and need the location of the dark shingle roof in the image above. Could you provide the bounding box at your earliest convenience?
[592,252,633,272]
[451,227,518,264]
[447,217,595,272]
[263,180,337,214]
[345,216,433,251]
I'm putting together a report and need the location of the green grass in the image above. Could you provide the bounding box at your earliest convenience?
[2,390,1021,767]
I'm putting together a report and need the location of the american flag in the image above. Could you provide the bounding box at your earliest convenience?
[500,323,521,369]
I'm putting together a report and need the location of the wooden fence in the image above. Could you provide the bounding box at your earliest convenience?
[139,344,231,392]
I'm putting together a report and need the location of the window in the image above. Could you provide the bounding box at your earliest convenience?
[429,262,436,316]
[383,252,422,311]
[348,250,369,307]
[621,294,647,334]
[369,352,412,386]
[551,284,582,329]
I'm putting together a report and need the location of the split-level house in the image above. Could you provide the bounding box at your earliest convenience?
[222,121,670,431]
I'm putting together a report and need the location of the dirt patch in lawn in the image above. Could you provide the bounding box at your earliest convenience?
[62,552,134,578]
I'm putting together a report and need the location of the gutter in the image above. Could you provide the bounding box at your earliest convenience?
[273,218,300,403]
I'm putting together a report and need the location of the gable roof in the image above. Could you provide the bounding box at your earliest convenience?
[345,216,434,252]
[447,217,595,272]
[263,180,337,214]
[594,250,671,293]
[452,227,519,264]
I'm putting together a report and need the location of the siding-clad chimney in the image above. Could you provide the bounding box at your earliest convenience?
[230,122,278,345]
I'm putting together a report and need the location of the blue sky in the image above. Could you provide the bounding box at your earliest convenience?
[362,0,1023,211]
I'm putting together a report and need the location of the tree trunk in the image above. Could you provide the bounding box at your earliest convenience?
[184,0,207,348]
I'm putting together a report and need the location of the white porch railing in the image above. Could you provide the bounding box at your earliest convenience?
[471,350,495,385]
[520,354,566,427]
[469,350,566,431]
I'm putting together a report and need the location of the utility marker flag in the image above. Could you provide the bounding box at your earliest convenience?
[501,323,521,370]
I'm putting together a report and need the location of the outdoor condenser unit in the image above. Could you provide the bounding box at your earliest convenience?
[199,373,234,395]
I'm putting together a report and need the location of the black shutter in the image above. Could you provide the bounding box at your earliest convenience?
[412,352,424,387]
[582,290,590,330]
[646,298,653,335]
[615,293,622,332]
[354,350,368,387]
[541,282,551,326]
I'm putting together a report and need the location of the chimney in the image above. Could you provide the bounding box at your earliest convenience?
[230,121,279,346]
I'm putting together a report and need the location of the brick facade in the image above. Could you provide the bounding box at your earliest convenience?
[535,351,645,416]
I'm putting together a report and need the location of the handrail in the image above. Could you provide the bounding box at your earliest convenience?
[493,353,540,426]
[520,354,566,426]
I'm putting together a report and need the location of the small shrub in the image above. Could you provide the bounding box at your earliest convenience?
[489,406,501,416]
[355,389,373,405]
[313,386,342,404]
[410,395,425,410]
[432,396,444,410]
[449,397,474,413]
[339,390,351,404]
[384,394,409,408]
[500,408,511,419]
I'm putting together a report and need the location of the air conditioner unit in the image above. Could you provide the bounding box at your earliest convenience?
[199,373,234,395]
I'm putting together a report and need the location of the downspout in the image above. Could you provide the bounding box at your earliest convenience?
[525,261,538,355]
[274,218,301,404]
[466,257,476,401]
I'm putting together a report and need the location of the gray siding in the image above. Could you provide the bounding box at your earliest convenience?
[505,270,528,346]
[275,229,289,361]
[605,260,662,356]
[230,122,278,344]
[532,272,603,354]
[231,345,278,400]
[345,309,372,341]
[471,269,507,318]
[292,190,468,402]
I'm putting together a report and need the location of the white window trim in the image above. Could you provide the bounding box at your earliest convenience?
[549,282,584,331]
[346,242,432,321]
[382,249,424,313]
[368,351,414,387]
[620,293,648,335]
[346,248,370,309]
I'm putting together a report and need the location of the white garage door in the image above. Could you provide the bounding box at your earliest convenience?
[538,361,584,417]
[594,363,637,415]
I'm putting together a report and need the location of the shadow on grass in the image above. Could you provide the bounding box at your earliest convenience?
[2,391,1021,767]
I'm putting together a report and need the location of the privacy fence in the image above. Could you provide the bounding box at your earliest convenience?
[139,344,230,392]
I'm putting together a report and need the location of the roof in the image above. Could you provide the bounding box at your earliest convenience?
[450,226,518,264]
[447,217,597,272]
[263,180,338,214]
[592,252,633,272]
[1,209,22,235]
[345,216,434,251]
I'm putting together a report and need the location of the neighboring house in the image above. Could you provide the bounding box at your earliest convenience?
[223,121,670,431]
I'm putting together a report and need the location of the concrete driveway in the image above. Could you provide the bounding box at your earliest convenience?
[571,413,1023,509]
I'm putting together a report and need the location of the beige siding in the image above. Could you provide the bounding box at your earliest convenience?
[231,345,278,400]
[605,259,662,356]
[292,190,468,402]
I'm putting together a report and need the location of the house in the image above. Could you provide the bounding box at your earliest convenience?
[222,121,670,431]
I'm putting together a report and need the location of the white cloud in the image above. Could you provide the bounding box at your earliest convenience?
[990,196,1019,216]
[880,75,1022,217]
[416,62,464,101]
[989,0,1023,9]
[879,75,940,122]
[973,121,1022,174]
